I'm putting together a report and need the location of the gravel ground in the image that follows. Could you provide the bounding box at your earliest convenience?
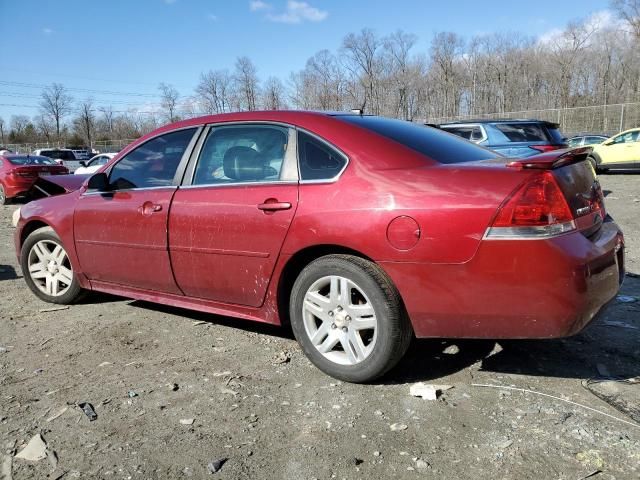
[1,173,639,480]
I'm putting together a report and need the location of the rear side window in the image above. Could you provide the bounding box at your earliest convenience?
[339,116,499,164]
[192,125,288,185]
[298,131,347,180]
[493,123,548,142]
[109,128,196,189]
[441,125,485,142]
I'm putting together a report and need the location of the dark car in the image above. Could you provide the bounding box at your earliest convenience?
[13,111,623,383]
[439,119,568,157]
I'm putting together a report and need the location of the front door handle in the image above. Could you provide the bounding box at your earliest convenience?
[139,201,163,216]
[258,199,292,212]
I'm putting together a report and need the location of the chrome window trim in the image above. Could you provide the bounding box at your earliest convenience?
[81,185,177,197]
[179,180,298,190]
[296,127,350,184]
[184,122,298,188]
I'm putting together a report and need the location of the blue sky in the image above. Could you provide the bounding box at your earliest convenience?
[0,0,612,122]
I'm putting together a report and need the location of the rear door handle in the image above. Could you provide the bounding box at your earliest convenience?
[258,200,292,211]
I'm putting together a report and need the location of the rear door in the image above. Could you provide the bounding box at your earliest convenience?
[74,127,200,293]
[169,123,299,307]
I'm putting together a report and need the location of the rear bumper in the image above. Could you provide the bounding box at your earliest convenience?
[381,219,624,339]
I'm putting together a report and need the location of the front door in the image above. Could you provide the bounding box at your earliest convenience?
[169,124,299,307]
[74,127,199,293]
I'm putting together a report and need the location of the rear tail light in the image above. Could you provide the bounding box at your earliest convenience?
[485,171,576,239]
[530,145,562,153]
[10,171,35,178]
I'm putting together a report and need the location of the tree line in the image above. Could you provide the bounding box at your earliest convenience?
[2,0,640,148]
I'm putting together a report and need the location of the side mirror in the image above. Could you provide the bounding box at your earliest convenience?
[87,172,109,191]
[79,161,87,167]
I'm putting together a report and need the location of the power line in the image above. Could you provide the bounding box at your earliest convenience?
[0,80,160,98]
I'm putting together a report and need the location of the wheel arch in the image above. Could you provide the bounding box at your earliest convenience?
[276,244,388,328]
[20,220,51,249]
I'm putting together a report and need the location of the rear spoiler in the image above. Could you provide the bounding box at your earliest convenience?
[506,147,592,170]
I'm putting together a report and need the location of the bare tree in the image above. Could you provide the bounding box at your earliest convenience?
[0,117,5,145]
[611,0,640,37]
[39,83,74,140]
[196,70,232,113]
[35,114,54,143]
[76,98,96,147]
[384,30,418,119]
[262,77,286,110]
[158,83,180,122]
[233,56,259,111]
[342,29,383,113]
[99,106,115,136]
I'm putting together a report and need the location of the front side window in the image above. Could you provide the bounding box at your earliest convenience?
[109,128,196,190]
[298,131,347,180]
[192,125,288,185]
[568,137,582,147]
[612,131,638,144]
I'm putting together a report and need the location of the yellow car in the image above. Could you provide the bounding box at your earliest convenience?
[588,128,640,172]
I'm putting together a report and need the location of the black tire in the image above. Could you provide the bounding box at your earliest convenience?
[289,254,412,383]
[20,226,84,304]
[0,183,7,205]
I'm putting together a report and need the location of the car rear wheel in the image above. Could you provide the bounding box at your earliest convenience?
[290,254,412,383]
[21,226,83,304]
[0,184,7,205]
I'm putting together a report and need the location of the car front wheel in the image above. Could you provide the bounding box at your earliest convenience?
[290,254,412,383]
[21,226,84,304]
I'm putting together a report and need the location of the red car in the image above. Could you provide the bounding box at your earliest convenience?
[13,112,624,382]
[0,154,69,204]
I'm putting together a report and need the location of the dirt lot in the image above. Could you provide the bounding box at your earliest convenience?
[1,173,639,480]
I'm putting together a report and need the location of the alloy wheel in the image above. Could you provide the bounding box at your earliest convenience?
[302,275,378,365]
[27,239,73,297]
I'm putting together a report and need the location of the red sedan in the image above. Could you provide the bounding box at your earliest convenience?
[13,111,624,382]
[1,154,68,204]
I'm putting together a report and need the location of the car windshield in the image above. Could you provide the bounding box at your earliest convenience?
[338,115,500,164]
[8,156,58,165]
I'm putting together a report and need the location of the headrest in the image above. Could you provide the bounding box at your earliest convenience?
[223,146,265,181]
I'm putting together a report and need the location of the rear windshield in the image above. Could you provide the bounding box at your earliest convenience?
[8,156,58,165]
[40,150,76,160]
[338,116,499,164]
[493,123,549,142]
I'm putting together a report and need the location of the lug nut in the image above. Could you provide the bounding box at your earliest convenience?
[337,306,343,311]
[328,311,334,317]
[345,315,351,321]
[342,327,348,332]
[331,323,337,329]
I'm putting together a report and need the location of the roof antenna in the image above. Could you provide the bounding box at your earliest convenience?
[351,108,364,115]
